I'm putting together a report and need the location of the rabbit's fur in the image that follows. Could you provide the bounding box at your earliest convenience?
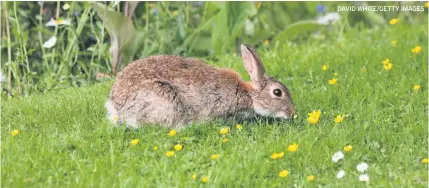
[106,45,294,129]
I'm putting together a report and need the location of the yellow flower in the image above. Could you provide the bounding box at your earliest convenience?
[174,144,183,151]
[422,158,429,164]
[270,152,284,159]
[307,110,321,125]
[11,130,20,137]
[219,127,230,135]
[172,10,179,16]
[263,40,269,47]
[55,19,69,25]
[361,67,367,73]
[191,174,197,180]
[256,2,262,9]
[236,124,242,130]
[168,130,177,137]
[382,58,393,71]
[222,138,229,143]
[201,176,208,183]
[328,78,337,85]
[381,58,390,65]
[279,170,289,178]
[112,115,119,122]
[389,18,399,25]
[153,146,158,151]
[425,2,428,8]
[165,151,175,157]
[411,46,422,54]
[270,153,277,159]
[211,154,220,160]
[391,40,397,46]
[307,175,315,181]
[130,139,140,146]
[334,115,344,123]
[322,65,328,71]
[413,85,421,91]
[344,145,352,152]
[287,143,298,152]
[46,18,71,26]
[383,63,393,71]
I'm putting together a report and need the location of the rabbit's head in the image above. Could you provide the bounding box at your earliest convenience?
[241,44,295,119]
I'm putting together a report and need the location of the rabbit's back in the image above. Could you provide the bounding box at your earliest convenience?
[109,55,252,128]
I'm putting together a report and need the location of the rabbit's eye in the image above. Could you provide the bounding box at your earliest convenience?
[273,89,282,97]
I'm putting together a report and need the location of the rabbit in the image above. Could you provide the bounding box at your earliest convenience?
[105,44,295,129]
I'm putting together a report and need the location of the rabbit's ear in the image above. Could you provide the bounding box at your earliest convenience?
[241,44,266,88]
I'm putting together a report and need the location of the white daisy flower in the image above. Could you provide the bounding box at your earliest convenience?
[112,1,120,7]
[0,71,5,83]
[62,3,70,10]
[46,18,71,27]
[336,170,346,179]
[43,36,57,48]
[332,151,344,162]
[317,12,340,25]
[356,162,368,173]
[359,174,369,182]
[244,19,255,36]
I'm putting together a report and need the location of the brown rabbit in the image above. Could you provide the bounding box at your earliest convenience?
[105,44,295,128]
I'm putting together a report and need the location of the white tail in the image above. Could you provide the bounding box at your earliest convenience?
[105,99,119,124]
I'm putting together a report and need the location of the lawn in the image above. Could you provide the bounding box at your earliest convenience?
[2,24,428,187]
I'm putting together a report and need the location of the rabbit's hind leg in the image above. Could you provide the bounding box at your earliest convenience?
[121,82,188,129]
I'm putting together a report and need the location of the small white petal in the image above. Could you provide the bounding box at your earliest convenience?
[317,12,341,25]
[356,162,368,173]
[244,19,255,36]
[332,151,344,162]
[0,72,5,82]
[43,36,57,48]
[336,170,346,179]
[45,18,57,26]
[112,1,120,7]
[359,174,369,182]
[62,3,70,10]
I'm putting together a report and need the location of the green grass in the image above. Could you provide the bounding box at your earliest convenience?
[2,24,428,187]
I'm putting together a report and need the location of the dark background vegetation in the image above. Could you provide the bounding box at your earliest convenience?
[1,1,427,96]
